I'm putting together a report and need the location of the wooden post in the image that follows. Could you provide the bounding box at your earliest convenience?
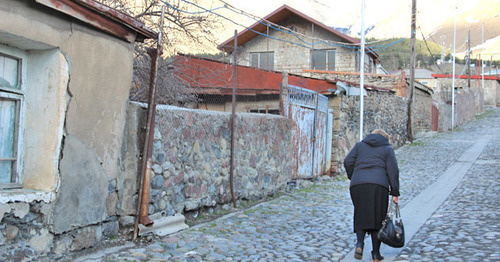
[280,72,288,116]
[229,30,237,208]
[467,30,471,87]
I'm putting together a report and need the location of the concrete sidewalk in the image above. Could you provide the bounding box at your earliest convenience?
[343,135,492,261]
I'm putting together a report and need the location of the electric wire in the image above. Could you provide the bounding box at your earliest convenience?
[219,0,407,52]
[455,53,470,79]
[162,0,311,49]
[418,26,445,74]
[220,0,360,49]
[162,0,408,54]
[219,0,393,46]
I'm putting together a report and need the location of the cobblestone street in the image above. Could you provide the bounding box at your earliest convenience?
[69,107,500,262]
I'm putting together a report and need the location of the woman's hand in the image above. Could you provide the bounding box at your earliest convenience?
[392,196,399,204]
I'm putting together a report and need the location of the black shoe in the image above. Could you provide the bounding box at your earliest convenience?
[371,251,384,261]
[354,242,363,259]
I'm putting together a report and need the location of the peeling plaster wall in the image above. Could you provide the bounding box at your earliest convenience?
[0,0,135,257]
[60,25,134,182]
[23,49,69,191]
[53,135,108,234]
[1,0,134,187]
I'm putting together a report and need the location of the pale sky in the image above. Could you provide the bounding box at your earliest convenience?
[203,0,500,56]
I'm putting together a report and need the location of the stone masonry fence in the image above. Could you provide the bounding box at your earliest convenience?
[328,90,409,173]
[122,103,298,219]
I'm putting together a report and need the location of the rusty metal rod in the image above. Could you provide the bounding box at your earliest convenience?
[132,47,157,239]
[139,159,153,222]
[133,5,165,241]
[229,30,237,208]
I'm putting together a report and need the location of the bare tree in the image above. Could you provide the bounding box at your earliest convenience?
[95,0,222,106]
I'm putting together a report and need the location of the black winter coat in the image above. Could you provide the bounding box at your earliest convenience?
[344,133,400,196]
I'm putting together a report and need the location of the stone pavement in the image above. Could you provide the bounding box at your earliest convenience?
[67,107,500,262]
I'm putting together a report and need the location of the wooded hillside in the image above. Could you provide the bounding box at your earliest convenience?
[371,38,445,71]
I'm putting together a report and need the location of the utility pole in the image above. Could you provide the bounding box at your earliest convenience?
[482,21,484,91]
[451,8,457,130]
[229,30,237,208]
[359,0,366,141]
[467,29,471,87]
[408,0,416,142]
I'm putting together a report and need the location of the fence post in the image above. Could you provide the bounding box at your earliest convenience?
[280,72,288,116]
[229,30,237,208]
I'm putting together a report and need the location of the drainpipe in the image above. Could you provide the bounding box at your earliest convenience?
[133,6,165,240]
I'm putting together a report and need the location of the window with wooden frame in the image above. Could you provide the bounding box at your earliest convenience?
[0,51,24,188]
[311,49,336,71]
[250,51,274,70]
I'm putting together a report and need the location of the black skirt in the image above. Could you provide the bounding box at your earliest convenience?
[350,184,389,233]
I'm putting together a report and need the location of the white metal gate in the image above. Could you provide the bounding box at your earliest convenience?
[284,85,331,178]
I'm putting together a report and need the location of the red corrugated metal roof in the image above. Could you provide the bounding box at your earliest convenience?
[174,54,336,95]
[432,74,499,80]
[35,0,157,42]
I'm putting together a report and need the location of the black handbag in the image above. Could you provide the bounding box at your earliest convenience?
[378,201,405,248]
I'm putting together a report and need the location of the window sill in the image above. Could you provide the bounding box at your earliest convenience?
[0,188,55,204]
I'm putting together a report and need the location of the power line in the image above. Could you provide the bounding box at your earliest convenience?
[365,38,406,53]
[456,55,470,79]
[162,0,310,49]
[162,0,408,54]
[220,0,360,49]
[219,0,401,48]
[162,0,224,14]
[418,26,444,74]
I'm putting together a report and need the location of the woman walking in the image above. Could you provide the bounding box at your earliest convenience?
[344,129,400,262]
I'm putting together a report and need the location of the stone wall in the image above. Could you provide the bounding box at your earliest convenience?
[124,103,298,218]
[308,72,405,93]
[0,196,119,260]
[434,78,485,130]
[414,87,433,133]
[236,15,377,74]
[482,79,500,107]
[329,91,409,173]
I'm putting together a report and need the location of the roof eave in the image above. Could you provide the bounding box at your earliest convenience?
[218,4,378,58]
[35,0,158,43]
